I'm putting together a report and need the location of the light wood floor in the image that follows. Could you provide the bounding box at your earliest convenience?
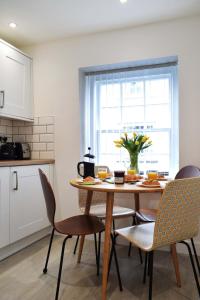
[0,235,199,300]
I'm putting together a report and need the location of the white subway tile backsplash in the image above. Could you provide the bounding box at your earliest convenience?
[31,134,40,143]
[12,127,19,134]
[33,125,47,134]
[13,135,26,142]
[1,119,12,126]
[13,120,25,127]
[39,151,54,159]
[6,126,13,135]
[31,151,40,159]
[40,134,54,143]
[33,143,46,151]
[0,125,7,134]
[47,125,54,133]
[0,116,55,160]
[47,143,54,151]
[19,126,33,135]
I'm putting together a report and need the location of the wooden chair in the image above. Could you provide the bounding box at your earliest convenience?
[113,177,200,299]
[73,166,142,264]
[135,165,200,276]
[39,169,105,300]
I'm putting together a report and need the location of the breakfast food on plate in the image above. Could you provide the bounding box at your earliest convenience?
[83,176,95,182]
[125,174,143,182]
[142,180,160,186]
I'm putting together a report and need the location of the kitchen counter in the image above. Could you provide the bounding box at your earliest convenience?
[0,159,55,167]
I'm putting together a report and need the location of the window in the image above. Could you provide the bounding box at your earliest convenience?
[80,59,179,176]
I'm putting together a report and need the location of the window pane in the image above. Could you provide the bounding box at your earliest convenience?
[145,78,170,104]
[100,83,120,107]
[145,104,171,128]
[122,81,144,106]
[122,106,144,124]
[100,107,121,129]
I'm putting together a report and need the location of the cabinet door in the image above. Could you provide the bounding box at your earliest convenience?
[0,168,10,248]
[10,165,50,243]
[0,41,33,121]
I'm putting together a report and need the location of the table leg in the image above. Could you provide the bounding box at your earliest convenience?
[170,244,181,287]
[77,190,93,263]
[134,193,140,211]
[102,192,114,300]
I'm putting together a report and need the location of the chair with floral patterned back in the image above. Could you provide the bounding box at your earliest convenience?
[114,177,200,300]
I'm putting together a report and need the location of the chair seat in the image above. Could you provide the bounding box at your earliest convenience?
[116,223,155,252]
[136,208,157,223]
[55,215,105,236]
[81,204,135,219]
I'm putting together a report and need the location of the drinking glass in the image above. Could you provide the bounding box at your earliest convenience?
[97,167,108,180]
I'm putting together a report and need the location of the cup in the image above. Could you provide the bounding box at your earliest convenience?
[127,168,136,175]
[97,167,108,180]
[147,170,158,180]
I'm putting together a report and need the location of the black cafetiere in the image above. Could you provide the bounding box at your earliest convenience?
[77,147,95,178]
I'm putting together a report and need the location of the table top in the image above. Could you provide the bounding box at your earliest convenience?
[70,179,165,194]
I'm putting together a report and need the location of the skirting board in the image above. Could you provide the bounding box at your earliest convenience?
[0,226,51,261]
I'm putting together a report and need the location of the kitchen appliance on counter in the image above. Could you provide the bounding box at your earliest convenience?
[0,137,31,160]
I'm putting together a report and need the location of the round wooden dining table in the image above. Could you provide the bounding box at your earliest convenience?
[70,180,177,300]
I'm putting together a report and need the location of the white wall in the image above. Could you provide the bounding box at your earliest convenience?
[24,16,200,240]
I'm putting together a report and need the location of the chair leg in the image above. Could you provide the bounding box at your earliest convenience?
[111,234,123,291]
[55,235,72,300]
[128,216,135,257]
[143,252,148,284]
[191,238,200,276]
[73,235,80,255]
[94,233,98,273]
[180,241,200,297]
[43,228,55,274]
[148,251,154,300]
[97,232,101,276]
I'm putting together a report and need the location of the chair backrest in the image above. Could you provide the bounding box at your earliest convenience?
[152,177,200,249]
[39,169,56,227]
[175,165,200,179]
[79,165,110,208]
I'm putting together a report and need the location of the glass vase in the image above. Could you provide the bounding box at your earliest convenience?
[129,152,139,174]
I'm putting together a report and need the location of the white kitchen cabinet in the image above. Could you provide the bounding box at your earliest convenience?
[10,165,51,243]
[0,168,10,248]
[0,39,33,121]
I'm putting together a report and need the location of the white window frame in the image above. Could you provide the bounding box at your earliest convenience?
[80,59,179,176]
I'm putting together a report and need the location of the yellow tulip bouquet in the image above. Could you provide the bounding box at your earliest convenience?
[114,133,152,173]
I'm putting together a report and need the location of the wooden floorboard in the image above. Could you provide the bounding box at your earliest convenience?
[0,235,198,300]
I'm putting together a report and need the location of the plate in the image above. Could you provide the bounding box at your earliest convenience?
[138,183,161,188]
[145,177,168,181]
[76,179,102,185]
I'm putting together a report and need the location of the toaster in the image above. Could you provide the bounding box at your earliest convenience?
[0,142,31,160]
[21,143,31,159]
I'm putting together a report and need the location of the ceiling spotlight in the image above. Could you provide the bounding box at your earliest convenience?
[9,22,17,29]
[120,0,127,3]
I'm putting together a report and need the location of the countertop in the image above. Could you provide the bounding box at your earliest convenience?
[0,159,55,167]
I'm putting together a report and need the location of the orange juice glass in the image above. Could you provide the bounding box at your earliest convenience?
[127,168,136,175]
[97,168,107,180]
[147,171,158,180]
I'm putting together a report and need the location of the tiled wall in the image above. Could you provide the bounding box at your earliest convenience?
[0,118,13,142]
[0,116,55,159]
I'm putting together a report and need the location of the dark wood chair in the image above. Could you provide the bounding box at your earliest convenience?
[135,165,200,279]
[73,165,141,264]
[39,169,105,300]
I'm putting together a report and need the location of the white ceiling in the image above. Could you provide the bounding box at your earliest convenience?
[0,0,200,47]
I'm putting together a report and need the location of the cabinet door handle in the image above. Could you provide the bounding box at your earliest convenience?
[0,90,5,108]
[13,171,18,191]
